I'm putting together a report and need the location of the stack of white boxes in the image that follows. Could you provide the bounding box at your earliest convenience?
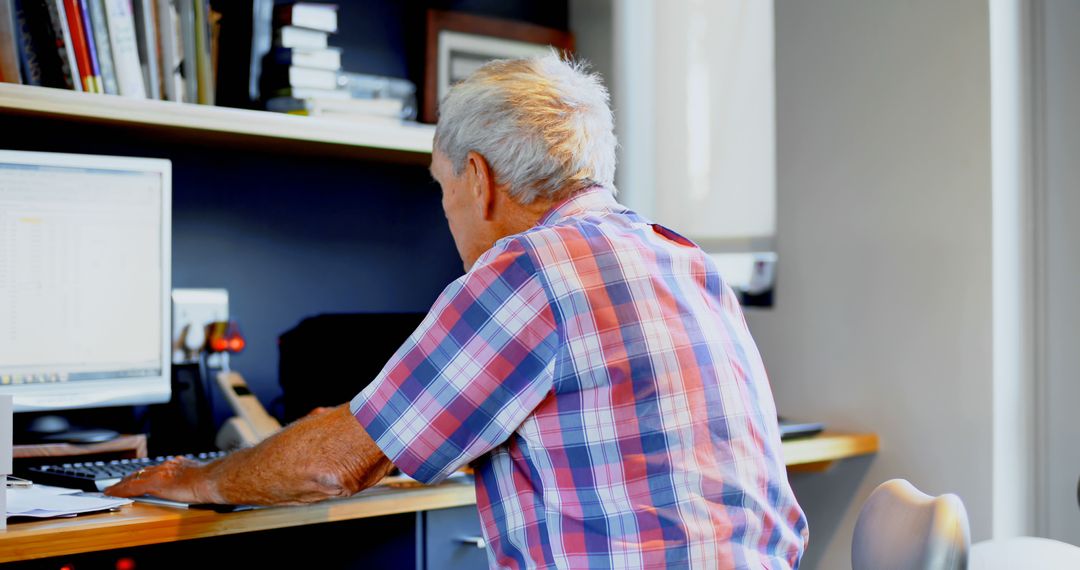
[0,394,12,530]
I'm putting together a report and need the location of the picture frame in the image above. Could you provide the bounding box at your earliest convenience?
[423,11,575,124]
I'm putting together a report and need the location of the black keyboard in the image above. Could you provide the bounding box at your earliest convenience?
[24,451,228,492]
[778,417,826,440]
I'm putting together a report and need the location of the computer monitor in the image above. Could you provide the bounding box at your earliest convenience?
[0,150,171,413]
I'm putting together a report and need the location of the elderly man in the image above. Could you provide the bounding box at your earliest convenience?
[108,54,807,569]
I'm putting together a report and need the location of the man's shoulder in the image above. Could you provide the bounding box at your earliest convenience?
[474,208,652,278]
[521,211,636,254]
[477,221,576,266]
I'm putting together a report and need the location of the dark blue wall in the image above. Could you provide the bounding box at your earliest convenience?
[170,148,461,422]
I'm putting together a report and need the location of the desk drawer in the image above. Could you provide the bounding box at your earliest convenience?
[422,505,488,570]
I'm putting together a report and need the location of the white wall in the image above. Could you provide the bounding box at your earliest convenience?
[747,1,996,567]
[1036,0,1080,544]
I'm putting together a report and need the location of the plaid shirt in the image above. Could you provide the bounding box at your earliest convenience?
[352,188,807,569]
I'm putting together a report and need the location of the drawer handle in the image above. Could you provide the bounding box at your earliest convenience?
[457,536,487,549]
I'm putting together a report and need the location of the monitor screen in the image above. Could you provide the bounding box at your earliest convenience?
[0,151,171,412]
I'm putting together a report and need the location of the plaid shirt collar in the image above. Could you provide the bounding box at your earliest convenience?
[539,186,627,226]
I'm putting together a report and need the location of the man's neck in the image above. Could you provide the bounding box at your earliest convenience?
[493,191,556,239]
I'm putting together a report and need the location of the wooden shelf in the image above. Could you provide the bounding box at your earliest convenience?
[13,435,147,461]
[0,83,434,163]
[782,432,879,473]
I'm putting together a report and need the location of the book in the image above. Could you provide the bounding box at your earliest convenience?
[132,0,159,99]
[12,0,42,85]
[268,46,339,71]
[61,0,91,90]
[104,0,146,97]
[76,0,103,92]
[273,25,325,50]
[155,0,181,101]
[70,0,101,91]
[265,95,403,119]
[267,85,347,100]
[260,64,336,91]
[46,0,80,90]
[280,109,401,124]
[86,0,118,94]
[272,2,336,33]
[13,0,73,88]
[249,0,270,102]
[208,4,218,80]
[0,0,18,83]
[178,0,193,102]
[192,0,211,104]
[74,0,100,92]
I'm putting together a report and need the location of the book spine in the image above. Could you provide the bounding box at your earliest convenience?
[192,0,210,104]
[154,0,178,100]
[76,0,102,92]
[86,0,117,94]
[12,0,43,85]
[0,0,20,83]
[178,0,193,102]
[15,0,72,88]
[149,0,164,98]
[270,47,341,71]
[249,0,271,102]
[46,0,80,90]
[148,0,160,97]
[61,0,91,90]
[104,0,146,97]
[272,4,337,34]
[132,0,158,99]
[208,2,218,89]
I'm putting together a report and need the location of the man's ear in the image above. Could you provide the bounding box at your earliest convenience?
[465,151,497,221]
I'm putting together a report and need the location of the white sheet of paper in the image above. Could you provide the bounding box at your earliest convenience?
[7,486,131,517]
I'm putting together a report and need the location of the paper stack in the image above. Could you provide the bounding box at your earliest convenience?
[6,484,132,519]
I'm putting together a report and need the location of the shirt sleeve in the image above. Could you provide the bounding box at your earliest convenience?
[350,238,558,484]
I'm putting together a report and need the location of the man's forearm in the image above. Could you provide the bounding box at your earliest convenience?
[202,405,394,505]
[105,404,394,505]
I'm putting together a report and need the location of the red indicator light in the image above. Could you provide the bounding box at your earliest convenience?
[204,320,246,354]
[116,558,136,570]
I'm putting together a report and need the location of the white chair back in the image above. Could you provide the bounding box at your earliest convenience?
[852,478,970,570]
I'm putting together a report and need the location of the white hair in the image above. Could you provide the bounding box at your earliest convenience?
[433,52,617,204]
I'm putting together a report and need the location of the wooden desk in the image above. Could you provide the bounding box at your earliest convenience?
[0,480,477,563]
[0,432,878,563]
[783,432,880,473]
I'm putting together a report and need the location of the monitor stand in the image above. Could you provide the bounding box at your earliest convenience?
[20,415,120,445]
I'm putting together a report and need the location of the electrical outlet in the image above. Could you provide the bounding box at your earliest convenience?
[171,289,229,365]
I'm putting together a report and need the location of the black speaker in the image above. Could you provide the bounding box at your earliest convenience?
[278,313,426,423]
[146,363,217,455]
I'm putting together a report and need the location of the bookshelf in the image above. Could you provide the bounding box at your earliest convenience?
[0,83,434,163]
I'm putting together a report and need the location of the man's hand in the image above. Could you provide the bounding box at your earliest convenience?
[104,404,394,506]
[105,456,218,503]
